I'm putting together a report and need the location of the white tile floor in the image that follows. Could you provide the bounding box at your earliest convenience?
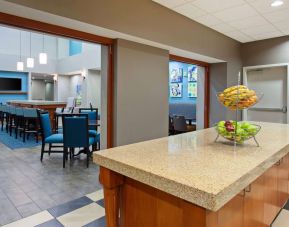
[272,209,289,227]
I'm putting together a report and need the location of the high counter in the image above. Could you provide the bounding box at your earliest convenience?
[94,122,289,227]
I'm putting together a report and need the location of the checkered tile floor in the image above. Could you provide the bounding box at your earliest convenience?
[3,189,289,227]
[3,189,105,227]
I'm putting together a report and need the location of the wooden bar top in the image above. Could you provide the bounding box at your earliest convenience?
[94,122,289,211]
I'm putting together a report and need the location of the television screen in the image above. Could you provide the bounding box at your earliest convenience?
[0,78,22,91]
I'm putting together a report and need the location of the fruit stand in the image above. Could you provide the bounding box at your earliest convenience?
[215,79,263,146]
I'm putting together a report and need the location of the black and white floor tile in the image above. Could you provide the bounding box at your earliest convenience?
[3,189,105,227]
[272,201,289,227]
[4,188,289,227]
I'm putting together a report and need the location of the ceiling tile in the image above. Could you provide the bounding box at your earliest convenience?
[153,0,187,8]
[248,0,289,14]
[194,14,223,26]
[274,19,289,31]
[228,16,269,30]
[213,4,258,22]
[240,24,278,36]
[251,31,284,40]
[174,2,207,19]
[210,23,236,33]
[223,30,254,42]
[151,0,289,42]
[192,0,245,13]
[264,7,289,22]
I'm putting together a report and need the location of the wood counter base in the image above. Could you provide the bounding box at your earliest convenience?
[99,153,289,227]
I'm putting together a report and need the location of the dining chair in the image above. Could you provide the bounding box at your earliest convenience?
[79,108,100,150]
[173,116,188,134]
[22,108,39,143]
[38,111,64,165]
[169,116,174,135]
[62,114,96,168]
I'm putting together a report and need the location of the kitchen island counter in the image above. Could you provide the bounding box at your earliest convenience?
[94,122,289,227]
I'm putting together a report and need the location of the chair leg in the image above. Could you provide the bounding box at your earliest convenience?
[63,148,67,168]
[86,148,90,168]
[48,144,51,156]
[40,143,45,161]
[23,120,26,143]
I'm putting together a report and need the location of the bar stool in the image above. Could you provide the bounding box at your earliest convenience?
[15,107,24,139]
[9,106,16,136]
[23,108,39,143]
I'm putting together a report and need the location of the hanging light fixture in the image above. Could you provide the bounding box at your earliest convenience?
[27,32,34,68]
[17,31,24,71]
[39,34,47,64]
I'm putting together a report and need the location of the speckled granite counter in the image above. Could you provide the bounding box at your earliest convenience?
[94,122,289,212]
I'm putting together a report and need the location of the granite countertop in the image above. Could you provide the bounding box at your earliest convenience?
[8,100,67,105]
[93,122,289,211]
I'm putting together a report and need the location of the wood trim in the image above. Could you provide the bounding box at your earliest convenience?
[169,54,210,68]
[169,55,210,128]
[0,12,114,148]
[204,66,210,128]
[0,12,113,45]
[107,44,114,148]
[0,91,28,94]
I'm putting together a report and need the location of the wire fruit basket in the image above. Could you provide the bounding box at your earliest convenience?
[215,75,263,147]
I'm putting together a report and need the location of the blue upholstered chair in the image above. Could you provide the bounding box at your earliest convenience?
[79,108,100,150]
[62,114,96,168]
[38,111,64,165]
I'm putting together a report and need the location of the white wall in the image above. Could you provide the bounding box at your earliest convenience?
[0,26,57,59]
[56,46,101,73]
[86,69,101,109]
[56,75,70,102]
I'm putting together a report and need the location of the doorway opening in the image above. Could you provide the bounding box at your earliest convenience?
[168,55,210,135]
[243,64,289,124]
[0,12,114,149]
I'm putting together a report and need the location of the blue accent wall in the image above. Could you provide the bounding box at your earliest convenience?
[0,71,28,104]
[169,61,197,104]
[69,40,82,56]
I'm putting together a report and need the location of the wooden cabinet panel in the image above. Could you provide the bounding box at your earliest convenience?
[263,165,279,226]
[244,176,264,227]
[217,194,244,227]
[277,159,288,208]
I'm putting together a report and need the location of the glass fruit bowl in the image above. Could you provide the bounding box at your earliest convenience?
[215,121,261,146]
[217,88,263,110]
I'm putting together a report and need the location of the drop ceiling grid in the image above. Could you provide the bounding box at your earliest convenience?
[152,0,289,42]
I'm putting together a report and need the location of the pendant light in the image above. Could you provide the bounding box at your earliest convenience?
[17,31,24,71]
[39,34,47,64]
[27,32,34,68]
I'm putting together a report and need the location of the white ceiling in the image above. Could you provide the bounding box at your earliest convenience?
[153,0,289,43]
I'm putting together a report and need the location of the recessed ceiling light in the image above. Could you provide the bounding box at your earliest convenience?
[271,0,284,7]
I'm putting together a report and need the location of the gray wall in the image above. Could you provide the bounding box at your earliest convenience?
[114,39,169,146]
[31,79,45,100]
[241,36,289,67]
[210,63,228,126]
[45,82,54,100]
